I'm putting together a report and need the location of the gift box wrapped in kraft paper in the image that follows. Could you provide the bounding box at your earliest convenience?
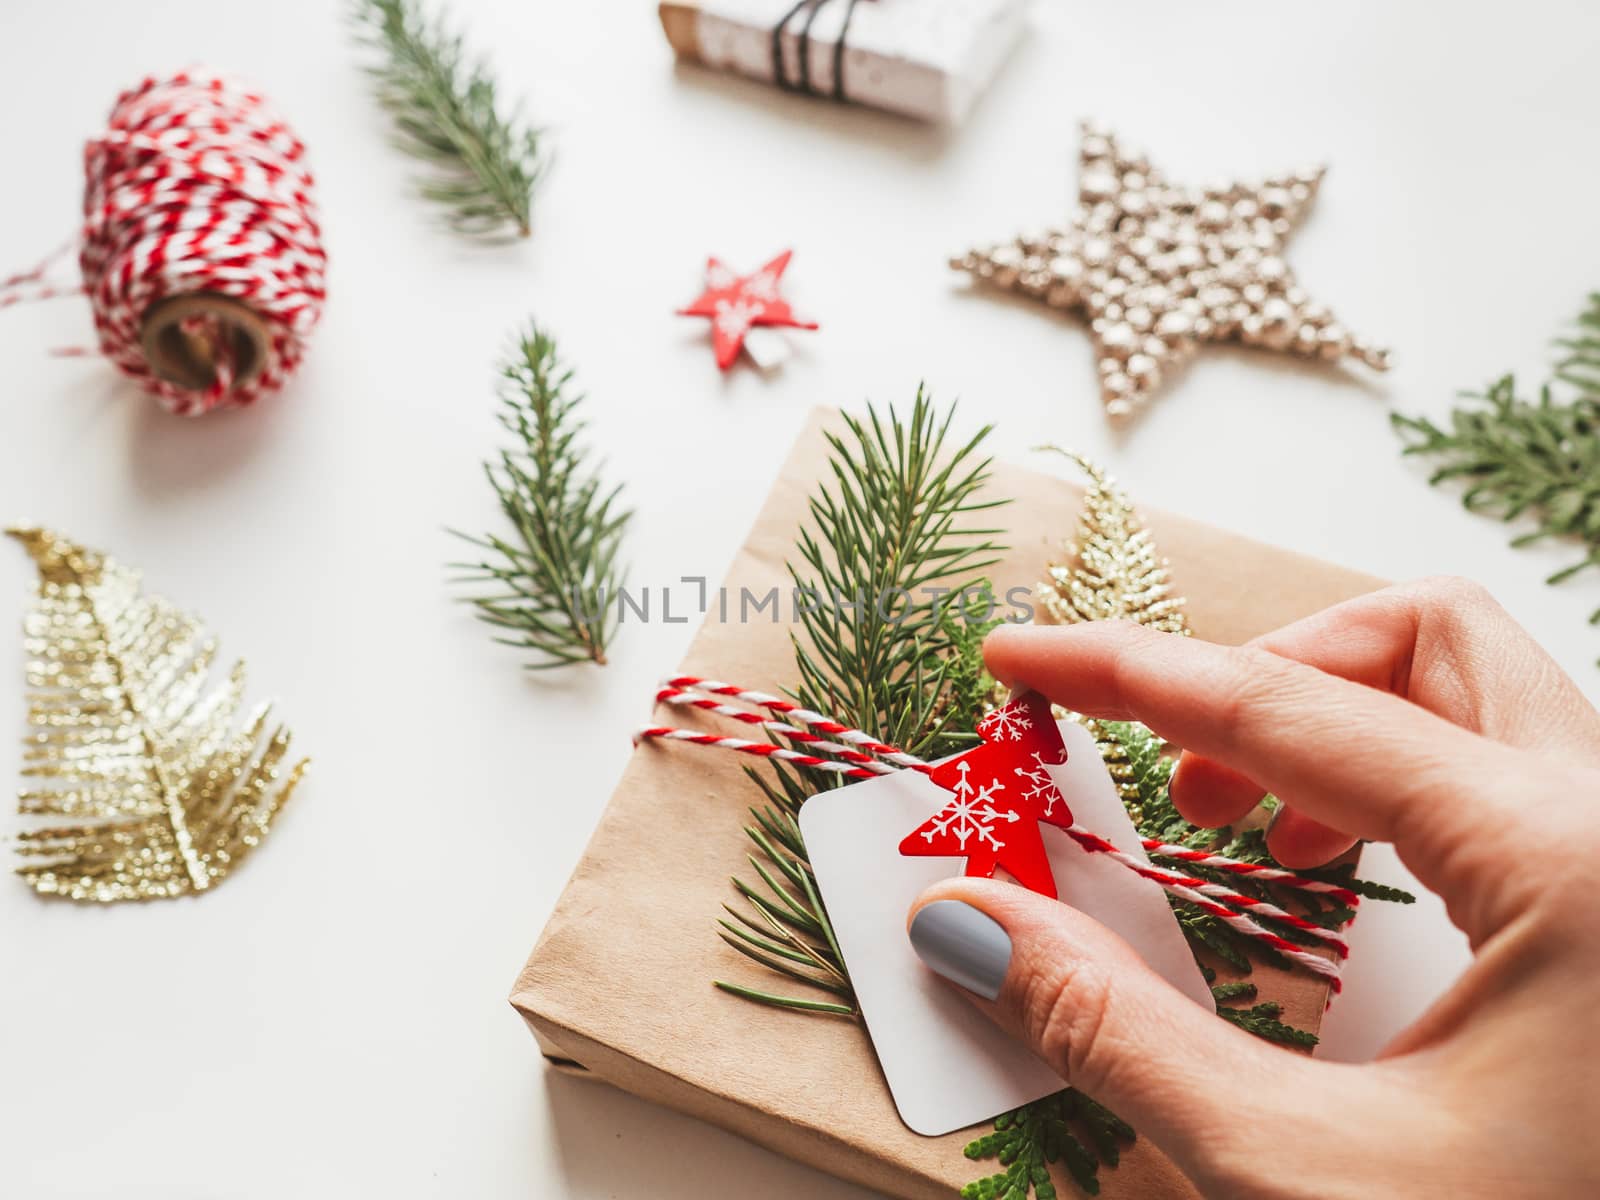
[659,0,1028,125]
[512,408,1381,1199]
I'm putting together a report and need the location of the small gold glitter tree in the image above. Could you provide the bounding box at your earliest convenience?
[1036,448,1192,635]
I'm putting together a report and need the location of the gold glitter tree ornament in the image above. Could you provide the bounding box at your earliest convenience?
[1036,447,1192,634]
[7,527,306,901]
[1027,448,1191,807]
[952,122,1390,421]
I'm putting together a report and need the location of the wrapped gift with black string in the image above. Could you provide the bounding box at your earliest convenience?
[660,0,1028,124]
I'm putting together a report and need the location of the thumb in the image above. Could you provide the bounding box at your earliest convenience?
[907,877,1339,1180]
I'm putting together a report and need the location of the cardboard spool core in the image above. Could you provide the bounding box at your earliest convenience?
[139,294,271,395]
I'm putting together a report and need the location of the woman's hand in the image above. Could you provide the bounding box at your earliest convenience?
[907,578,1600,1199]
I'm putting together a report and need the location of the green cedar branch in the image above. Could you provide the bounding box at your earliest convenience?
[1393,292,1600,662]
[451,324,629,668]
[1215,1000,1320,1049]
[354,0,545,238]
[962,1090,1135,1199]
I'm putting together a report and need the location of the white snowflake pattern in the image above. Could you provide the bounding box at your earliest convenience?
[743,269,780,302]
[714,297,761,338]
[920,761,1018,852]
[1014,751,1065,817]
[981,701,1033,743]
[705,263,738,289]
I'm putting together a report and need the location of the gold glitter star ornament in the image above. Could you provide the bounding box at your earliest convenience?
[8,527,306,901]
[952,122,1390,420]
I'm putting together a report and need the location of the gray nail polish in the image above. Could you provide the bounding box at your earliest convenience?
[908,900,1013,1001]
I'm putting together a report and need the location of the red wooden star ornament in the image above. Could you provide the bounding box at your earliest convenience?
[898,692,1074,899]
[678,250,818,369]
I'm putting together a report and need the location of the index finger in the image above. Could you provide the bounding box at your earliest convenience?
[983,621,1527,923]
[1171,577,1600,867]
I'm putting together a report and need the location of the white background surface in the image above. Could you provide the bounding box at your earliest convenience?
[1,2,1596,1196]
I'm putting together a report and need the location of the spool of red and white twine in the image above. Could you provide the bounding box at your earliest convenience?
[640,675,1358,992]
[0,70,326,416]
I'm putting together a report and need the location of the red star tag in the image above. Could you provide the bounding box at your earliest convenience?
[898,692,1074,898]
[678,249,818,370]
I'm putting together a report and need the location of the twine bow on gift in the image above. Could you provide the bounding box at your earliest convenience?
[638,676,1358,991]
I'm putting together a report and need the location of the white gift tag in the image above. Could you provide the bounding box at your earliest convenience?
[799,721,1213,1137]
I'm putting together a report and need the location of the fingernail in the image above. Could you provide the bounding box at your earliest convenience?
[908,899,1012,1001]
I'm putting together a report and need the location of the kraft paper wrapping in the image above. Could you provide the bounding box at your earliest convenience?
[512,408,1383,1198]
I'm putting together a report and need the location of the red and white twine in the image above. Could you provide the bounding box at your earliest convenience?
[0,70,326,415]
[641,675,1356,991]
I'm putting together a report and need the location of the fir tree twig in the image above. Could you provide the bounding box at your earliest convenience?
[451,324,629,668]
[715,389,1008,1013]
[354,0,545,238]
[1393,292,1600,662]
[792,395,1010,759]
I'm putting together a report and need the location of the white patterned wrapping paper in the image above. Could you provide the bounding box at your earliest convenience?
[661,0,1028,124]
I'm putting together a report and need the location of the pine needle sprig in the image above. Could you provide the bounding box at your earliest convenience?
[451,324,629,668]
[714,778,856,1017]
[713,609,1000,1015]
[1394,292,1600,660]
[715,390,1008,1014]
[793,393,1010,759]
[354,0,544,237]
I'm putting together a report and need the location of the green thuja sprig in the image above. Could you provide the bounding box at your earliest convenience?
[1210,981,1259,1004]
[451,324,629,668]
[963,1091,1135,1200]
[1556,295,1600,393]
[1209,982,1318,1047]
[354,0,545,237]
[1394,292,1600,662]
[714,390,1007,1014]
[1115,721,1411,970]
[1215,1001,1320,1048]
